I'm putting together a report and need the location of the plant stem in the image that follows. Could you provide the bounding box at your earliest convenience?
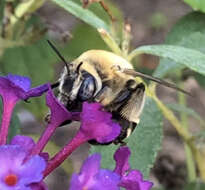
[184,144,196,181]
[151,94,205,181]
[152,95,190,140]
[127,49,144,62]
[178,82,196,182]
[30,122,59,156]
[98,28,122,56]
[43,131,88,178]
[0,98,17,145]
[7,0,45,39]
[121,21,131,57]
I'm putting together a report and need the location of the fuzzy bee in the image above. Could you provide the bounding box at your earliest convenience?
[48,40,190,145]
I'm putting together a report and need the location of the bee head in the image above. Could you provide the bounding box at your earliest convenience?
[58,60,98,111]
[47,40,100,111]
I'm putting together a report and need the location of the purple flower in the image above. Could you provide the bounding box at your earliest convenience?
[80,102,121,143]
[10,135,50,162]
[9,136,49,189]
[69,146,152,190]
[0,74,48,101]
[10,135,36,153]
[46,85,73,125]
[0,145,46,190]
[120,170,152,190]
[69,154,120,190]
[30,86,79,156]
[0,74,49,145]
[43,102,121,177]
[114,147,153,190]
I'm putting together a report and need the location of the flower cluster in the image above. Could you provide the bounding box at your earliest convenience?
[70,146,153,190]
[0,136,47,190]
[0,74,153,190]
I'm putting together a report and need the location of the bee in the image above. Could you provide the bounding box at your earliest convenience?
[47,40,190,145]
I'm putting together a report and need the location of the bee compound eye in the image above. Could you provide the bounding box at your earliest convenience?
[78,73,96,101]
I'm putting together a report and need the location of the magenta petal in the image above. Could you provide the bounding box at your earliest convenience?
[7,74,31,92]
[93,169,120,190]
[46,86,72,125]
[80,153,101,179]
[0,74,49,101]
[69,174,83,190]
[0,145,26,176]
[29,86,73,156]
[70,170,120,190]
[39,152,49,162]
[30,182,48,190]
[80,102,121,143]
[69,154,101,190]
[120,180,140,190]
[10,135,35,153]
[0,145,46,190]
[0,75,49,145]
[24,84,49,100]
[0,77,22,102]
[120,170,153,190]
[0,97,17,145]
[114,146,130,176]
[18,155,46,184]
[69,154,120,190]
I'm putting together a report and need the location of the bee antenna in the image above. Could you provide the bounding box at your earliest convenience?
[47,40,70,73]
[123,69,193,97]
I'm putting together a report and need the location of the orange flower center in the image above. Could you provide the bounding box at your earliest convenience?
[4,174,18,186]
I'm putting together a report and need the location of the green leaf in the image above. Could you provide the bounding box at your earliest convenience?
[0,38,56,118]
[184,0,205,13]
[129,44,205,77]
[194,73,205,88]
[50,0,110,32]
[151,188,166,190]
[153,12,205,77]
[90,97,163,178]
[183,182,205,190]
[127,97,163,178]
[90,144,119,171]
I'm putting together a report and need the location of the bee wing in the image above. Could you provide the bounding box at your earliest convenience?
[123,69,192,96]
[120,83,146,124]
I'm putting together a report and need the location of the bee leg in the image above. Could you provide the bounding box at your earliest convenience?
[119,82,145,124]
[113,139,127,146]
[44,113,51,124]
[110,82,145,144]
[111,113,132,144]
[51,81,60,89]
[109,80,139,107]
